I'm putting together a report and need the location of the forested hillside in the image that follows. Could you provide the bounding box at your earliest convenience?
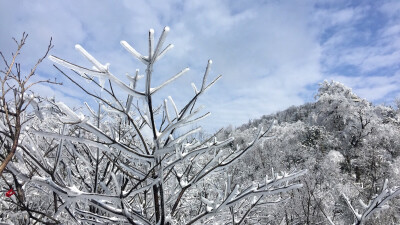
[219,80,400,224]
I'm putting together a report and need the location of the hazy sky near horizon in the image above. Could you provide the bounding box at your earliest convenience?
[1,0,400,131]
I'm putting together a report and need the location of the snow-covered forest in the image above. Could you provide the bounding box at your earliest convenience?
[1,28,400,225]
[218,80,400,224]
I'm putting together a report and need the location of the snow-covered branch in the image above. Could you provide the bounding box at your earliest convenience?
[341,179,400,225]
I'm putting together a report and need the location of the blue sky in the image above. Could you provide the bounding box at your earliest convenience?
[1,0,400,131]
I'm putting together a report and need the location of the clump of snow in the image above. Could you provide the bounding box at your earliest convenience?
[327,150,344,164]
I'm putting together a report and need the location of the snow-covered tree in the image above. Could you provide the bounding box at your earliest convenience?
[0,33,64,224]
[225,80,400,224]
[0,28,306,224]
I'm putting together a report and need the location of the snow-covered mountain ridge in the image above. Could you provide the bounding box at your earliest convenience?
[219,80,400,224]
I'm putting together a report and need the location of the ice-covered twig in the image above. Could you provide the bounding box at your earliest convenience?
[201,60,212,91]
[150,68,190,95]
[25,133,52,170]
[53,124,66,173]
[223,170,306,207]
[31,176,121,202]
[152,26,170,63]
[49,55,146,99]
[29,96,43,120]
[148,29,154,60]
[84,102,96,117]
[202,74,222,93]
[191,83,199,95]
[125,69,143,114]
[169,127,202,145]
[120,41,149,65]
[342,179,400,225]
[32,129,153,162]
[156,44,174,62]
[111,172,121,195]
[75,44,107,71]
[342,194,361,223]
[157,110,210,141]
[187,169,306,225]
[55,101,84,124]
[89,199,152,225]
[122,178,160,198]
[163,136,234,171]
[164,99,172,124]
[168,96,179,119]
[75,209,128,224]
[201,196,217,212]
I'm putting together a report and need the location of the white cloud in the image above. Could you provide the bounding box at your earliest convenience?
[314,6,367,28]
[318,1,400,106]
[381,24,400,37]
[330,72,400,101]
[379,1,400,16]
[2,0,399,131]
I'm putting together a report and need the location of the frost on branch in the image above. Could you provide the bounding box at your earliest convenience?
[0,27,305,224]
[339,179,400,225]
